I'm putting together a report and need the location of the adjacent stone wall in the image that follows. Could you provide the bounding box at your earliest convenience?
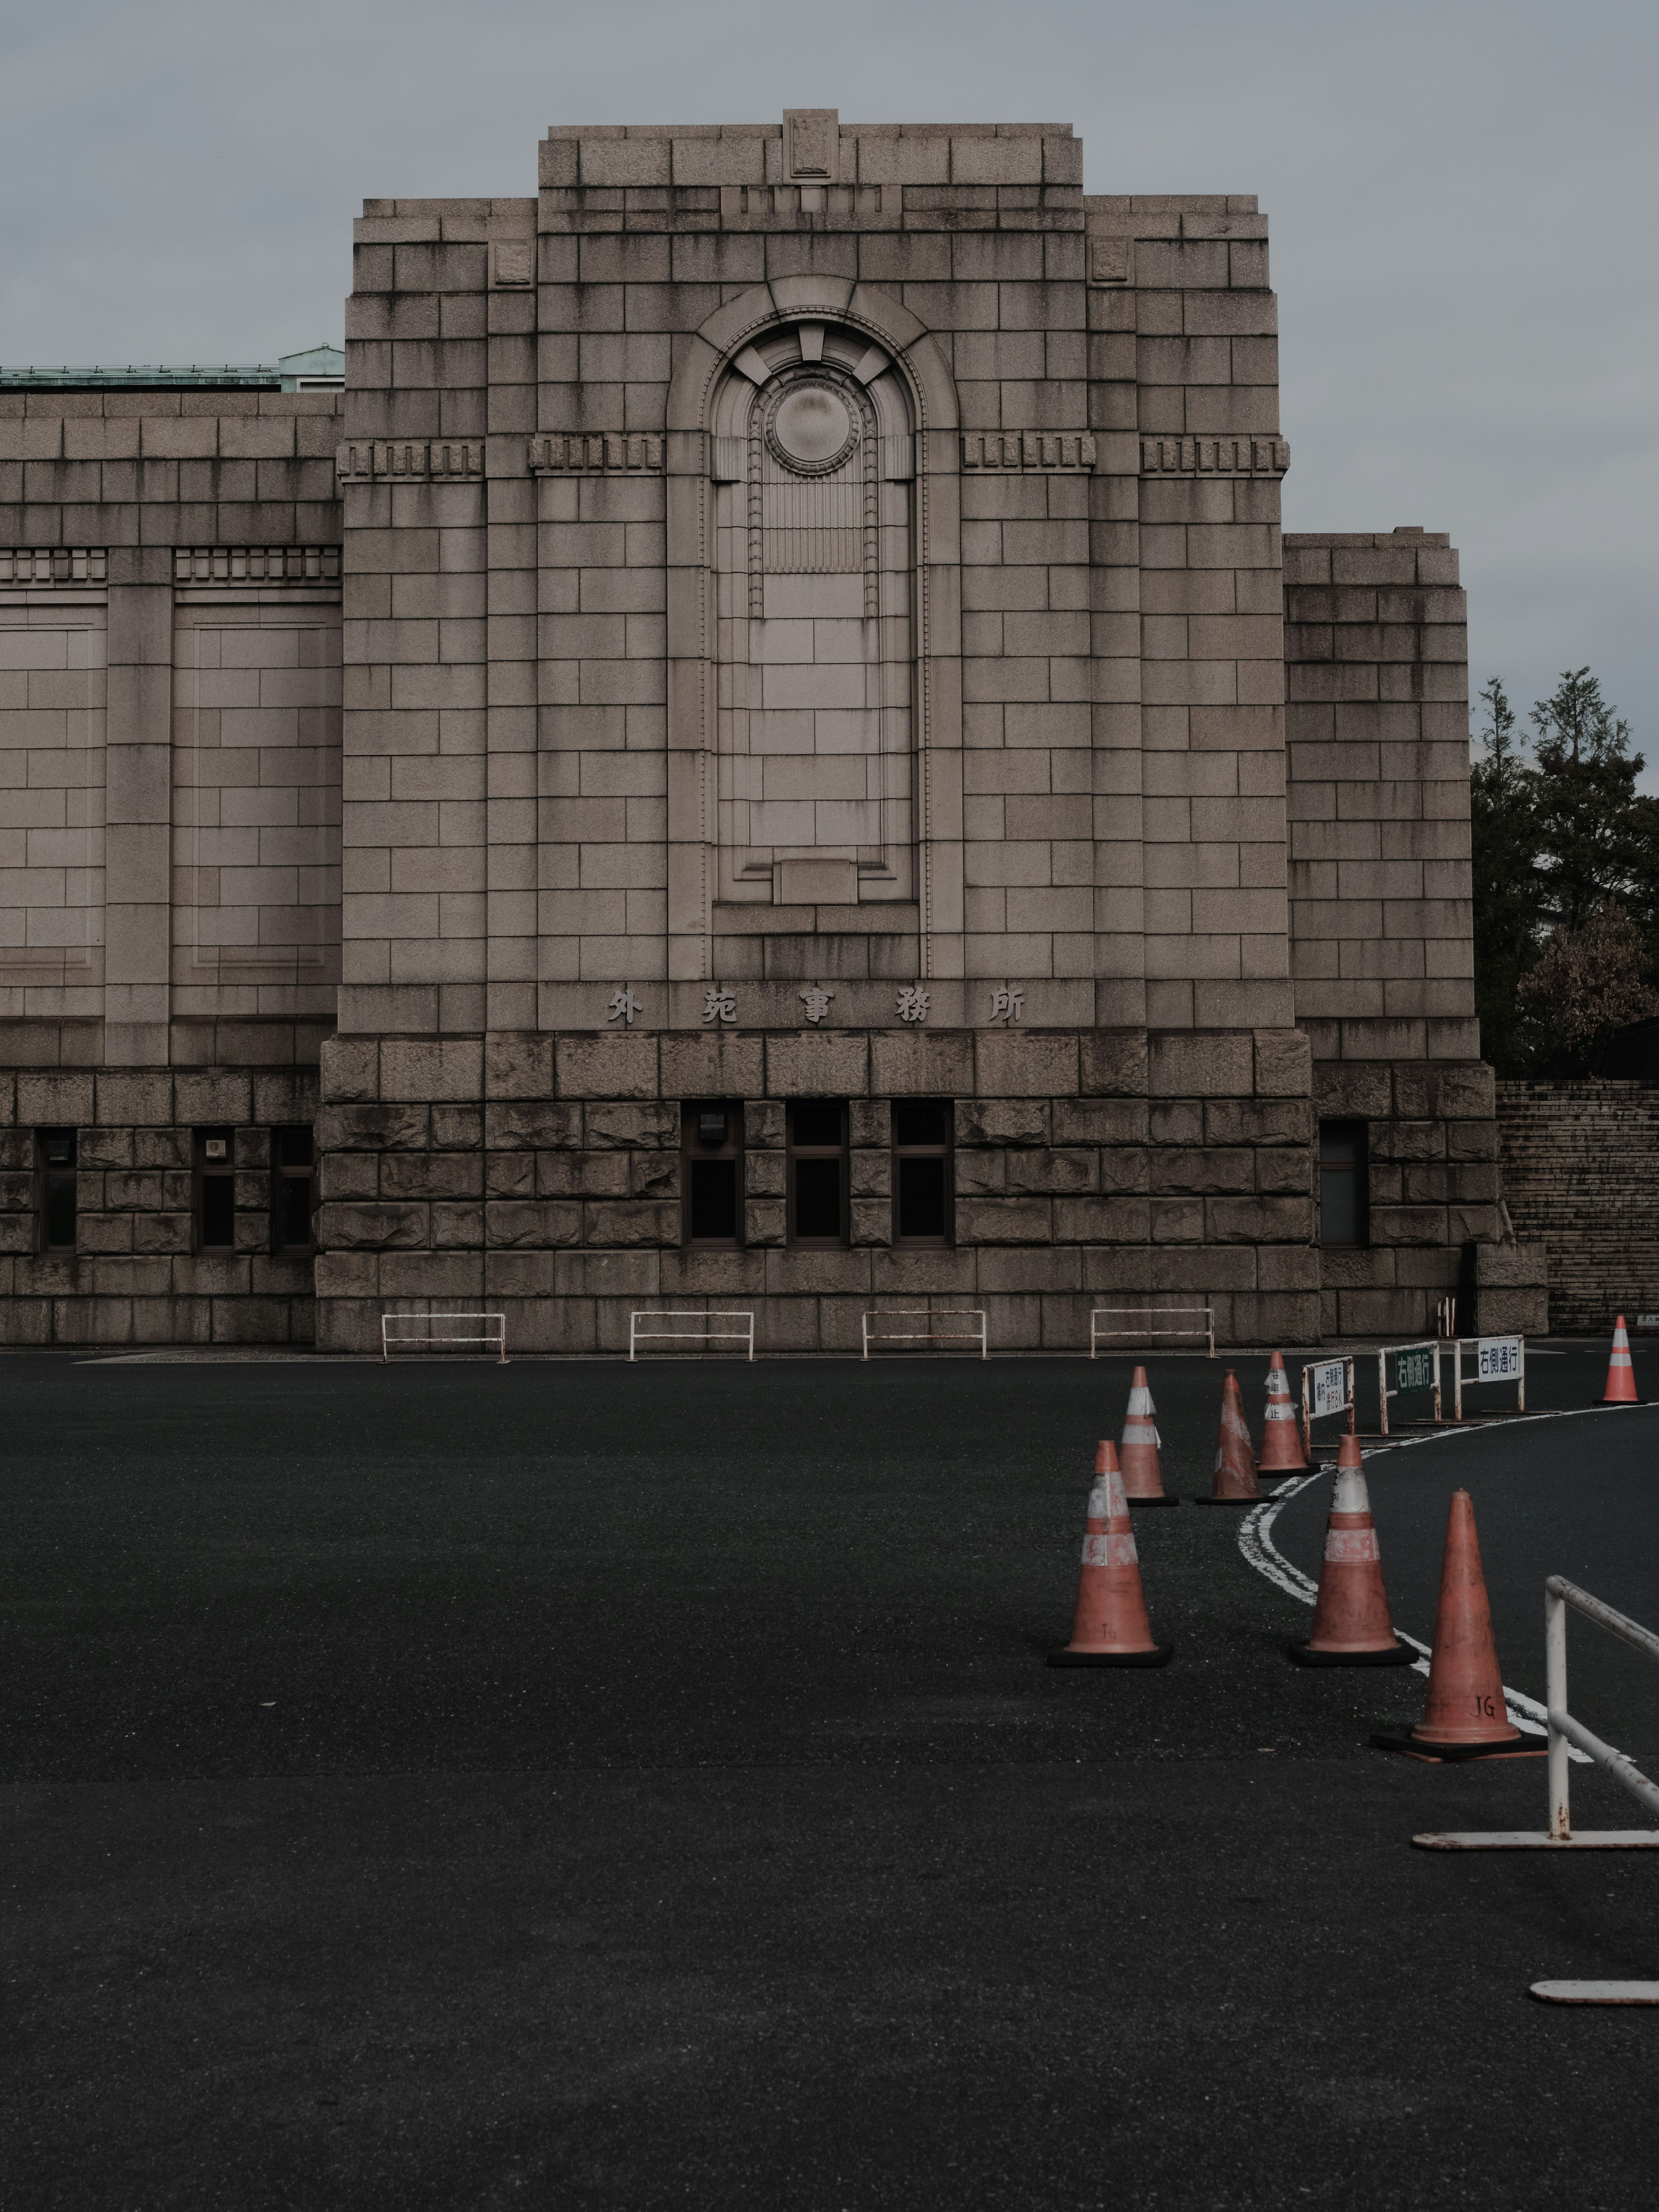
[314,1022,1319,1353]
[1498,1080,1659,1333]
[0,1058,319,1344]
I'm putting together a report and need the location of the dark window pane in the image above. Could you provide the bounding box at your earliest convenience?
[696,1109,729,1147]
[1321,1167,1359,1244]
[201,1176,235,1248]
[688,1157,738,1241]
[277,1126,313,1169]
[280,1176,313,1247]
[893,1103,947,1148]
[1320,1126,1360,1166]
[897,1154,946,1240]
[42,1131,75,1169]
[794,1155,842,1239]
[791,1103,842,1149]
[44,1175,76,1249]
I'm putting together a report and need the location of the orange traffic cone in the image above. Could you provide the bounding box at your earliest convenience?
[1602,1315,1639,1404]
[1195,1369,1261,1503]
[1259,1351,1308,1472]
[1289,1434,1411,1666]
[1371,1489,1541,1760]
[1048,1442,1173,1668]
[1119,1368,1176,1507]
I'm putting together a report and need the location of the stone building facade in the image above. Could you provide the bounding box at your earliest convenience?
[0,114,1532,1352]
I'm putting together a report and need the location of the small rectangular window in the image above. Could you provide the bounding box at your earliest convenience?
[195,1128,236,1250]
[788,1100,847,1246]
[682,1103,743,1245]
[893,1100,953,1246]
[1319,1120,1368,1247]
[272,1125,315,1253]
[37,1128,77,1252]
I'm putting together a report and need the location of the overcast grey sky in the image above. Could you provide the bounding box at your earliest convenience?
[3,0,1656,765]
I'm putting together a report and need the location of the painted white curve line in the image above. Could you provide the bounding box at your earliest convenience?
[1236,1408,1648,1752]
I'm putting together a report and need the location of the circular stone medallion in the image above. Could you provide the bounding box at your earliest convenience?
[765,381,858,475]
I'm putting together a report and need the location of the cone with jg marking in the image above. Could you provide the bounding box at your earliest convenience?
[1118,1367,1177,1506]
[1258,1351,1308,1472]
[1288,1433,1411,1666]
[1370,1488,1539,1761]
[1049,1442,1173,1667]
[1195,1369,1261,1503]
[1602,1314,1639,1404]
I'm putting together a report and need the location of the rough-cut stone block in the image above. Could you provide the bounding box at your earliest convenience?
[764,1032,871,1099]
[316,1103,431,1152]
[1079,1032,1149,1097]
[956,1097,1049,1146]
[1253,1029,1311,1098]
[484,1033,556,1100]
[660,1032,765,1100]
[320,1039,380,1104]
[870,1030,975,1097]
[486,1101,582,1150]
[584,1101,679,1150]
[379,1039,483,1104]
[1148,1033,1253,1098]
[556,1035,659,1100]
[973,1031,1079,1099]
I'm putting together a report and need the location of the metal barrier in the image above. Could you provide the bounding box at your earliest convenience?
[1415,1577,1659,2002]
[1089,1306,1215,1359]
[381,1311,507,1364]
[1300,1355,1355,1456]
[861,1308,988,1361]
[628,1310,754,1362]
[1447,1334,1525,1421]
[1376,1340,1442,1433]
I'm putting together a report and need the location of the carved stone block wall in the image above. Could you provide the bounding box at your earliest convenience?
[311,1022,1320,1354]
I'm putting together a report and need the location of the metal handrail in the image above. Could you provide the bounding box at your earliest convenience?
[380,1311,507,1364]
[628,1310,755,1362]
[861,1308,988,1361]
[1090,1306,1214,1358]
[1547,1577,1659,1834]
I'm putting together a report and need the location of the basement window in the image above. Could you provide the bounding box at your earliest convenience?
[272,1126,315,1253]
[683,1103,743,1245]
[37,1129,77,1252]
[1319,1120,1369,1247]
[195,1128,236,1250]
[892,1101,953,1246]
[788,1101,847,1246]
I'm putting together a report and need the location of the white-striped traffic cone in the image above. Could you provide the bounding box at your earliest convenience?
[1048,1443,1173,1668]
[1259,1350,1308,1472]
[1602,1315,1638,1405]
[1118,1367,1176,1506]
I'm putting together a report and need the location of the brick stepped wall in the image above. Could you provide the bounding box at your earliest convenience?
[1497,1080,1659,1332]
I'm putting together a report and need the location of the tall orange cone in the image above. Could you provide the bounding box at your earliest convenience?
[1195,1369,1261,1503]
[1049,1442,1173,1667]
[1288,1433,1411,1665]
[1118,1367,1177,1507]
[1371,1489,1541,1760]
[1258,1351,1308,1472]
[1602,1315,1639,1404]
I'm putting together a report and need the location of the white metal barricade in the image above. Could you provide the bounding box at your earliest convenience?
[861,1309,988,1361]
[1376,1339,1442,1434]
[1300,1355,1355,1456]
[1415,1577,1659,2001]
[1089,1306,1215,1359]
[628,1310,754,1361]
[1447,1334,1525,1421]
[380,1311,507,1364]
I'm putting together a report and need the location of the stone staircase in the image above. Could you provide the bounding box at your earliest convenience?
[1497,1080,1659,1332]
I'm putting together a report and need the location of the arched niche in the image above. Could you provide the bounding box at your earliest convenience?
[664,282,963,982]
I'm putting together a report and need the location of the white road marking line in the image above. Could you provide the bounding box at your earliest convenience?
[1237,1404,1652,1751]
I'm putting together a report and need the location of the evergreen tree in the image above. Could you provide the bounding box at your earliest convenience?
[1468,677,1541,1071]
[1528,667,1659,940]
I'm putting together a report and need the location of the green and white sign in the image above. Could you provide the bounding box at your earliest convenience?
[1393,1345,1437,1395]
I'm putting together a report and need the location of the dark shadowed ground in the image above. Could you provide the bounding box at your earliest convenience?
[3,1341,1654,2209]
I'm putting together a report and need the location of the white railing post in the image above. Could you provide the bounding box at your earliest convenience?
[1377,1347,1389,1436]
[1433,1339,1442,1424]
[1547,1582,1570,1842]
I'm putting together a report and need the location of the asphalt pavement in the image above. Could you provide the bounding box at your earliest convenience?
[2,1341,1656,2209]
